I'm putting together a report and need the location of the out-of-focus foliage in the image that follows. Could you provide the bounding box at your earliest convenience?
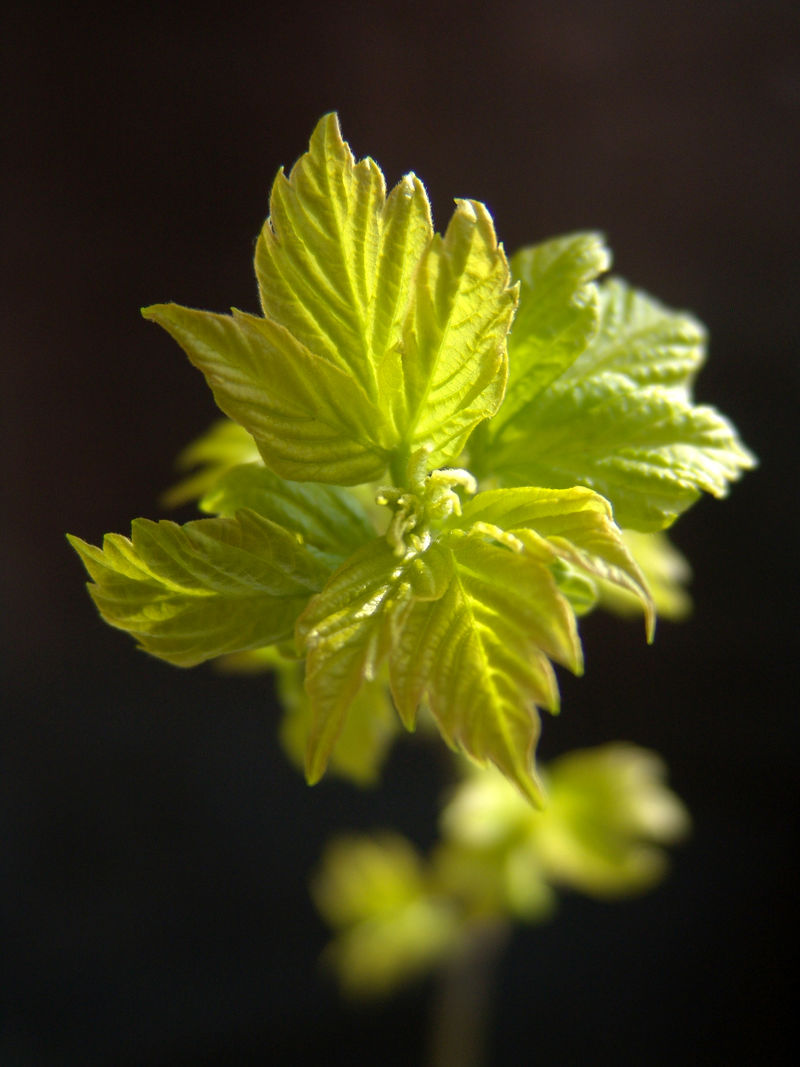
[161,419,260,508]
[312,834,462,998]
[443,745,690,898]
[314,744,690,997]
[601,530,693,620]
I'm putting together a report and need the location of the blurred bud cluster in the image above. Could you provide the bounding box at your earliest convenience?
[312,743,690,997]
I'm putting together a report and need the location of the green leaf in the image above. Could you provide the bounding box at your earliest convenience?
[199,463,376,558]
[598,530,692,621]
[312,834,461,998]
[257,114,515,472]
[161,419,260,509]
[562,277,707,393]
[146,115,515,483]
[212,643,291,674]
[68,510,330,667]
[142,302,392,485]
[390,532,582,806]
[440,746,689,906]
[454,485,653,635]
[209,641,400,782]
[486,275,756,530]
[386,486,654,801]
[255,113,433,392]
[296,538,452,784]
[489,371,755,530]
[550,561,600,617]
[388,198,517,469]
[532,744,691,897]
[497,232,610,425]
[277,663,400,787]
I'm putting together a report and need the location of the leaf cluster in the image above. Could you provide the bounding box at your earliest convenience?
[313,744,690,998]
[69,114,754,803]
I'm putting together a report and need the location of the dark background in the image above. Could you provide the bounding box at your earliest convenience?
[4,2,797,1063]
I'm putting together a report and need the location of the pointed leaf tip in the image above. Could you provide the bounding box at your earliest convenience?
[304,755,327,786]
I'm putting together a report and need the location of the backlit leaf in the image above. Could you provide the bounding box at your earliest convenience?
[146,115,515,484]
[532,744,691,896]
[562,277,707,393]
[312,834,461,998]
[390,532,581,805]
[454,485,653,636]
[161,419,260,509]
[256,113,433,391]
[486,276,755,529]
[497,232,610,424]
[68,510,329,666]
[296,538,452,784]
[489,371,755,530]
[277,662,399,787]
[199,463,376,558]
[142,302,392,484]
[391,199,517,468]
[598,530,692,620]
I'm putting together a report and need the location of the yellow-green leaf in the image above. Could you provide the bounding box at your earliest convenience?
[296,538,452,784]
[68,510,329,667]
[486,274,755,530]
[490,372,755,530]
[161,419,260,509]
[142,302,392,484]
[390,533,582,806]
[598,530,692,621]
[563,277,707,393]
[256,113,433,393]
[499,232,611,423]
[454,485,654,637]
[393,199,517,468]
[277,664,399,787]
[199,463,376,558]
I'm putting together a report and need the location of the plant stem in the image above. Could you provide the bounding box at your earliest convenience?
[426,919,510,1067]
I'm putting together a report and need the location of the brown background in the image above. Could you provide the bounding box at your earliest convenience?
[3,2,797,1063]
